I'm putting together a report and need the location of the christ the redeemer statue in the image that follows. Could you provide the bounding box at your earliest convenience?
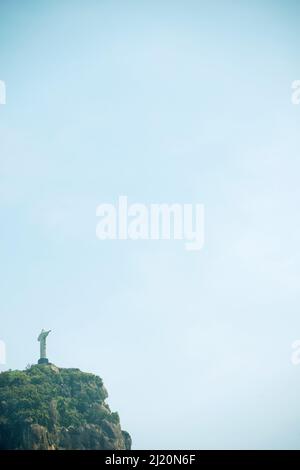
[38,329,51,364]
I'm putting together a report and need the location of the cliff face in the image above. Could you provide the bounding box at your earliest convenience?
[0,364,131,450]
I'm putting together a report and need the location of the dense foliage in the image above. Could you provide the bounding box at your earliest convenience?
[0,365,129,449]
[0,365,117,429]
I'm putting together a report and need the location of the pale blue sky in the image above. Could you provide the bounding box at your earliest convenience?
[1,0,300,449]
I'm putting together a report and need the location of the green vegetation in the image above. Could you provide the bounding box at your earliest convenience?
[0,365,131,450]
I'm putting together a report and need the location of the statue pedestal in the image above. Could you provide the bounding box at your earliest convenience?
[38,358,49,365]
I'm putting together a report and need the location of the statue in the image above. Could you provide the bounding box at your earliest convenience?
[37,329,51,364]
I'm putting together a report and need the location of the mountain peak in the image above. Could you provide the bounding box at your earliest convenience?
[0,365,131,450]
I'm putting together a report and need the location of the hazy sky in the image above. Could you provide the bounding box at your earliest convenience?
[1,0,300,449]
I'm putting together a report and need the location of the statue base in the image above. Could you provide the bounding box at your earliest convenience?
[38,358,49,365]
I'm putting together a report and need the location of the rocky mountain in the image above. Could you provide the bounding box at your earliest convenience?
[0,364,131,450]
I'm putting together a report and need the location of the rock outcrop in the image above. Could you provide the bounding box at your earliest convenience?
[0,364,131,450]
